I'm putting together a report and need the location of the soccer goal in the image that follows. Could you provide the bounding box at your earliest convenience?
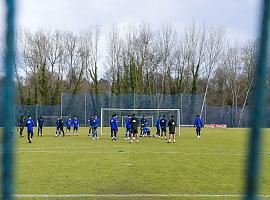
[100,108,181,136]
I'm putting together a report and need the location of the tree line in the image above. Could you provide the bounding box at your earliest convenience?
[0,22,260,108]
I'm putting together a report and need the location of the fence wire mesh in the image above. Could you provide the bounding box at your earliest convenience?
[11,93,256,128]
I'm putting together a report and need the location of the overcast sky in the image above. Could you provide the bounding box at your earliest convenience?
[0,0,261,76]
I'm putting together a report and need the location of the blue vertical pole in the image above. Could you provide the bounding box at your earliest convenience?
[244,0,270,200]
[2,0,16,200]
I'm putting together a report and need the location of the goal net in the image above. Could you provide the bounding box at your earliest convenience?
[100,108,180,136]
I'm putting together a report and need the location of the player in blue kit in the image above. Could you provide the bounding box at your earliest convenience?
[88,116,94,137]
[92,116,99,139]
[65,117,72,136]
[155,115,161,138]
[125,115,132,139]
[194,115,203,139]
[110,114,118,141]
[37,116,44,137]
[26,115,35,143]
[73,116,79,136]
[143,127,151,137]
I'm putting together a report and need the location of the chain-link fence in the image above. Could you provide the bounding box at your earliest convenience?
[10,92,257,127]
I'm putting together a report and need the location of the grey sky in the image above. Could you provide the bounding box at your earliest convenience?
[1,0,261,76]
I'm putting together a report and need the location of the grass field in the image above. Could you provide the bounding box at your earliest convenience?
[13,127,270,199]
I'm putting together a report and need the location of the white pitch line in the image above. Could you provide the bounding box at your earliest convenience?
[17,146,269,154]
[13,194,270,198]
[14,150,270,157]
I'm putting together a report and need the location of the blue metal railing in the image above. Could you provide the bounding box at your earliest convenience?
[2,0,16,200]
[244,0,270,200]
[1,1,270,200]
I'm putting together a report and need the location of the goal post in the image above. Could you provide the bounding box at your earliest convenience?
[100,108,181,136]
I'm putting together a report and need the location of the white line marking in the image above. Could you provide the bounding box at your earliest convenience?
[17,146,269,154]
[15,150,270,157]
[13,194,270,198]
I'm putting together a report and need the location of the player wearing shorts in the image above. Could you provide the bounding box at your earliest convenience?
[73,116,79,136]
[168,115,176,143]
[65,117,72,136]
[130,114,139,143]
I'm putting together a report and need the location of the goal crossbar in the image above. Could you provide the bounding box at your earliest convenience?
[100,108,181,136]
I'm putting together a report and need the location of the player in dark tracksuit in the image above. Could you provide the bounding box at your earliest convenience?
[37,116,44,136]
[59,118,64,137]
[55,118,59,136]
[130,114,139,143]
[194,115,203,139]
[26,115,35,143]
[88,116,94,136]
[160,115,167,140]
[18,115,25,138]
[140,116,147,137]
[168,115,176,143]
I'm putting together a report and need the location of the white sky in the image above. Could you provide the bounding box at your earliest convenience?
[0,0,261,77]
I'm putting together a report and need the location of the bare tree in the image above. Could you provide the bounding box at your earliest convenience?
[183,22,207,94]
[155,23,176,94]
[222,45,243,126]
[106,25,122,94]
[83,26,100,93]
[200,26,225,116]
[237,41,258,126]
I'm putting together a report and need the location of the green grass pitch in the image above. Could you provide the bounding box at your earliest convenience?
[14,127,270,200]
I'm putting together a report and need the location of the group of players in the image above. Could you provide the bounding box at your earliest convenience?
[18,113,203,144]
[110,113,177,143]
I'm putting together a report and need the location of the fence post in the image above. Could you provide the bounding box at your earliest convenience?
[244,0,270,199]
[60,93,63,118]
[84,92,87,127]
[2,0,17,199]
